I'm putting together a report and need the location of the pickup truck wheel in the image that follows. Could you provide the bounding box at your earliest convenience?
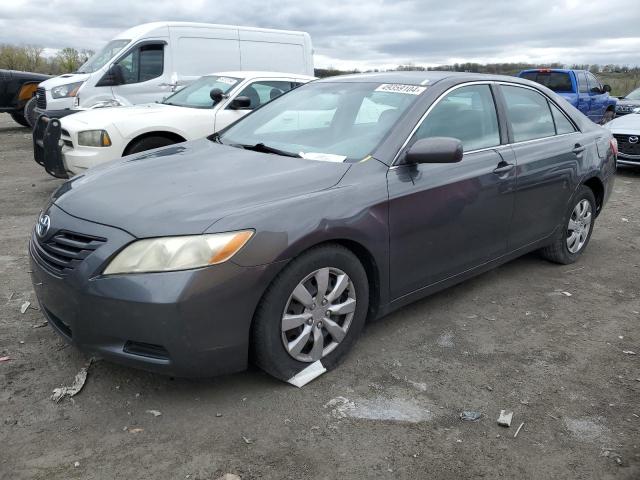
[126,136,178,155]
[600,109,615,125]
[23,96,38,128]
[9,111,30,128]
[539,185,596,265]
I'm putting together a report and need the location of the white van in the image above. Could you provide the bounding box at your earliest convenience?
[31,22,313,121]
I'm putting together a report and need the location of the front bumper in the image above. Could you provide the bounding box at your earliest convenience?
[33,115,69,178]
[617,153,640,166]
[29,204,282,377]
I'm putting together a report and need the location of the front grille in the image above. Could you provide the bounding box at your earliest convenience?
[61,129,73,148]
[613,134,640,157]
[31,230,106,276]
[36,87,46,109]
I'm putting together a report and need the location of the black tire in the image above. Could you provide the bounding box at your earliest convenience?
[600,109,615,125]
[23,96,38,128]
[251,244,369,381]
[9,111,30,128]
[539,185,597,264]
[126,136,178,155]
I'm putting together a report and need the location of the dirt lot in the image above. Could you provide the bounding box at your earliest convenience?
[0,112,639,480]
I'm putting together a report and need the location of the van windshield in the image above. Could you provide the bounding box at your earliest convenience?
[162,75,241,108]
[76,39,130,74]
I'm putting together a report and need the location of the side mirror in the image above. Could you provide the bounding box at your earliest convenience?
[96,64,125,87]
[229,96,252,110]
[209,88,225,104]
[603,84,612,93]
[404,137,463,164]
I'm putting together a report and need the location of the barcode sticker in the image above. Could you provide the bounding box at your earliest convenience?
[375,84,426,95]
[217,77,237,85]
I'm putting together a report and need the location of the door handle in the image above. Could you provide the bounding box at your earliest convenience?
[572,144,586,154]
[493,162,515,174]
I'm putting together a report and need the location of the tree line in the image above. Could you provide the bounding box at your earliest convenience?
[0,44,94,75]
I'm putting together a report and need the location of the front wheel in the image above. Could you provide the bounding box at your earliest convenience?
[539,185,596,264]
[125,136,178,155]
[23,96,38,128]
[10,111,30,128]
[251,244,369,381]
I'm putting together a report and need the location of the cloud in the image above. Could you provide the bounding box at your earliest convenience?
[1,0,639,68]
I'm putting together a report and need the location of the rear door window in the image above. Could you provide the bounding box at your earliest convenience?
[411,84,500,151]
[502,85,555,142]
[520,71,573,93]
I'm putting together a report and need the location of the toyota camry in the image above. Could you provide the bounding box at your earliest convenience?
[30,72,616,380]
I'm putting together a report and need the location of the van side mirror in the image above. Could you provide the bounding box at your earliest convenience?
[404,137,463,164]
[603,84,612,93]
[209,88,225,104]
[229,96,252,110]
[96,64,125,87]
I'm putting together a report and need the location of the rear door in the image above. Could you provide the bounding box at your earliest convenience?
[576,71,591,117]
[387,83,516,298]
[499,83,583,249]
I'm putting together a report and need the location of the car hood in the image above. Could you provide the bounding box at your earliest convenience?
[63,103,182,127]
[53,138,351,237]
[606,113,640,132]
[39,73,90,90]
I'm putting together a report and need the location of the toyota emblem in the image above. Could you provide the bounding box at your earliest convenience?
[629,136,639,144]
[36,213,50,237]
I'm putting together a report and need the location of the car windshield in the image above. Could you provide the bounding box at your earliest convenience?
[76,39,130,74]
[218,81,424,161]
[624,88,640,100]
[521,71,573,92]
[162,75,242,108]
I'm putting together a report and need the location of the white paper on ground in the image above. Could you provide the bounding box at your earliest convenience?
[287,360,327,388]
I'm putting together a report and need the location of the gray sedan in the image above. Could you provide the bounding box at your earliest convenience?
[29,72,617,380]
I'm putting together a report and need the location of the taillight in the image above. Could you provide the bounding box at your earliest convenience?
[610,137,618,157]
[538,68,551,73]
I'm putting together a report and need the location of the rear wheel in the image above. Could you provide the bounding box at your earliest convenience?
[251,244,369,381]
[125,136,179,155]
[600,109,615,125]
[9,111,29,128]
[539,185,596,264]
[23,96,38,128]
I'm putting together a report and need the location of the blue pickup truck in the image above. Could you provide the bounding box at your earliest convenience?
[518,69,617,124]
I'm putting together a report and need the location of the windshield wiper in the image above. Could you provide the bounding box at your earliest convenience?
[237,142,301,158]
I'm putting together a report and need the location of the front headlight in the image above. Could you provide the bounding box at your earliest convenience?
[51,81,84,99]
[77,130,112,147]
[103,231,254,275]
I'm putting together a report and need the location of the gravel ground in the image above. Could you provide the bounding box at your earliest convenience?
[0,112,639,479]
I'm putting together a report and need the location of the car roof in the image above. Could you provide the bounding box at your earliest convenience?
[203,71,316,80]
[316,70,530,86]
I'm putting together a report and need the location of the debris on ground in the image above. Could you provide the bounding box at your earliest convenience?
[216,474,241,480]
[20,301,30,314]
[50,358,93,403]
[621,218,629,223]
[241,435,253,444]
[622,350,636,355]
[561,291,572,297]
[460,411,482,422]
[74,461,80,468]
[127,427,144,434]
[287,360,326,387]
[0,356,10,362]
[514,422,525,438]
[216,412,223,417]
[145,410,162,417]
[601,448,624,466]
[32,321,48,328]
[497,410,513,427]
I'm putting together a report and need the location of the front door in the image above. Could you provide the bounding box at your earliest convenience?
[388,84,516,299]
[111,42,171,105]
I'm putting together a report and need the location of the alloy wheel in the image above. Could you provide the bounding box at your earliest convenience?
[281,267,356,362]
[566,199,592,254]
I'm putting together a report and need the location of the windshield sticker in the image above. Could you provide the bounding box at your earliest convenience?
[217,77,237,85]
[300,152,347,162]
[375,84,426,95]
[420,79,430,85]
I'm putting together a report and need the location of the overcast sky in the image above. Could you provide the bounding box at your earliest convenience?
[1,0,639,69]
